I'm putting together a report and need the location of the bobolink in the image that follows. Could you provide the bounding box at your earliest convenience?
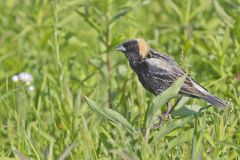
[116,38,227,109]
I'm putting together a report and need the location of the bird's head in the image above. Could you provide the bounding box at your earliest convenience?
[115,38,150,61]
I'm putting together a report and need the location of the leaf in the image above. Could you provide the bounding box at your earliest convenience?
[213,0,233,27]
[204,133,215,147]
[174,97,190,110]
[99,132,113,150]
[151,116,192,143]
[57,142,78,160]
[190,1,211,20]
[0,89,18,101]
[165,129,194,153]
[110,7,131,23]
[84,96,135,134]
[191,121,197,160]
[191,118,202,160]
[166,0,183,23]
[172,104,203,117]
[217,141,240,151]
[74,9,100,33]
[116,150,137,160]
[146,75,187,131]
[13,148,29,160]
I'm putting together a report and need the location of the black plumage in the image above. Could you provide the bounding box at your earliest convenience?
[116,38,227,109]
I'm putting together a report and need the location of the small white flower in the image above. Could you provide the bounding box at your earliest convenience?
[12,75,19,82]
[18,72,33,84]
[28,86,35,92]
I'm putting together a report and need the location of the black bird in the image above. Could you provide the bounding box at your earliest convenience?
[116,38,227,109]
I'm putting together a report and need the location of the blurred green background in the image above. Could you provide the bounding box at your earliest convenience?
[0,0,240,159]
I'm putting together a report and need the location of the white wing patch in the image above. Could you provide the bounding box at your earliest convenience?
[146,58,171,71]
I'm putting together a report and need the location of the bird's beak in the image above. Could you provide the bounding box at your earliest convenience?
[115,44,126,52]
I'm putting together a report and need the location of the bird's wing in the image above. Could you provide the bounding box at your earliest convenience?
[144,57,206,97]
[148,49,179,66]
[144,57,184,83]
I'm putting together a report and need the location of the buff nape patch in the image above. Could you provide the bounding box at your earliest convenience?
[137,39,150,58]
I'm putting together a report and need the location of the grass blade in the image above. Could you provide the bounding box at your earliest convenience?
[151,116,192,143]
[84,96,135,134]
[217,141,240,151]
[213,0,233,27]
[57,142,78,160]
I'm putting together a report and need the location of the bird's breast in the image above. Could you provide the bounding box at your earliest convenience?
[130,61,167,95]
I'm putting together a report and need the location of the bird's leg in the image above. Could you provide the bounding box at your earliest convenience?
[152,115,163,129]
[152,97,182,129]
[165,101,173,121]
[165,97,182,116]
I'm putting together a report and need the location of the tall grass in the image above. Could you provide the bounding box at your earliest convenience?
[0,0,239,159]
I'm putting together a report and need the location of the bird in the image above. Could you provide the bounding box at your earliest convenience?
[115,38,227,109]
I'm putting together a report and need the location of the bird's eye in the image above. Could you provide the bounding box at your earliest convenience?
[127,45,133,49]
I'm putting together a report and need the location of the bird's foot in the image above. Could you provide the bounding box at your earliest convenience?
[151,98,182,129]
[152,112,171,129]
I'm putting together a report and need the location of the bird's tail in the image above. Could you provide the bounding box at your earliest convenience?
[201,94,228,109]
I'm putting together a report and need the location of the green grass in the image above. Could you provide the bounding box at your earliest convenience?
[0,0,240,159]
